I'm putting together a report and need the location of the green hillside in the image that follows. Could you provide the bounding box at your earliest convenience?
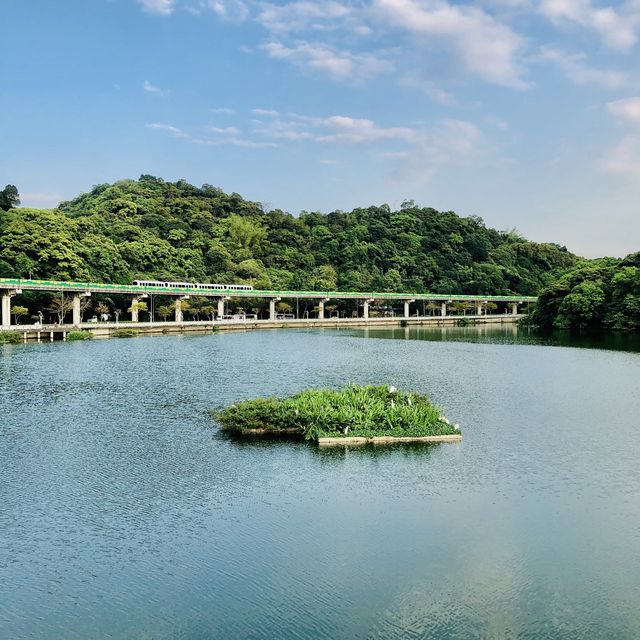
[0,175,576,296]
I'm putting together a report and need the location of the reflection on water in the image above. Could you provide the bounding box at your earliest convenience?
[350,323,640,352]
[1,329,639,639]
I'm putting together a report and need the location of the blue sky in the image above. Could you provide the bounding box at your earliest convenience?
[2,0,640,257]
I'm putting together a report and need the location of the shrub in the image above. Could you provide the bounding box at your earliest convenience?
[66,330,93,341]
[0,331,22,345]
[112,328,139,338]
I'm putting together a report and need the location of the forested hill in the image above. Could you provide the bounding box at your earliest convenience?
[0,175,577,295]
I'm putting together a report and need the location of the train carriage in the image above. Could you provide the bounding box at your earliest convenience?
[133,280,253,292]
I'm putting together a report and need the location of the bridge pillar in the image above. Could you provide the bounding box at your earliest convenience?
[129,294,148,323]
[1,289,21,328]
[317,298,330,319]
[269,297,281,321]
[476,302,484,316]
[174,296,189,323]
[363,299,374,320]
[511,302,519,315]
[441,302,447,317]
[404,299,415,319]
[72,291,91,327]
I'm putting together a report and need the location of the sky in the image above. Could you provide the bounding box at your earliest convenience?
[1,0,640,257]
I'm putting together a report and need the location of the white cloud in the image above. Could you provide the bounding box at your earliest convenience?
[257,1,352,32]
[191,137,279,148]
[601,97,640,176]
[539,0,638,51]
[607,96,640,125]
[137,0,176,15]
[399,72,456,105]
[599,136,640,175]
[389,119,484,183]
[253,108,280,116]
[147,121,278,147]
[372,0,528,88]
[143,80,172,96]
[262,40,393,80]
[208,125,240,134]
[207,0,249,21]
[211,107,236,114]
[249,109,483,182]
[536,47,628,89]
[317,116,417,144]
[252,112,417,144]
[146,122,187,136]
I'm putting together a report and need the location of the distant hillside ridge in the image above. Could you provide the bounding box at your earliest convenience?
[0,175,577,295]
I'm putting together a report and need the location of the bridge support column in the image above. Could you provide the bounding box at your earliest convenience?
[511,302,519,315]
[217,298,225,319]
[317,298,329,319]
[72,291,91,327]
[441,302,447,317]
[476,302,484,316]
[363,299,374,320]
[269,297,281,321]
[174,296,189,323]
[129,294,148,323]
[404,299,415,319]
[1,289,21,328]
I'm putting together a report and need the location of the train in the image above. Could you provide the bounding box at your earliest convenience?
[133,280,254,292]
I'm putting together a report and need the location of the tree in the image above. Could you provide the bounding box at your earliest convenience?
[47,295,73,324]
[127,301,148,317]
[199,303,215,320]
[80,297,92,320]
[0,185,20,211]
[95,302,110,320]
[556,280,605,328]
[277,302,293,314]
[156,305,172,321]
[11,305,28,324]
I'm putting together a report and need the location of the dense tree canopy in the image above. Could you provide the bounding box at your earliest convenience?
[532,253,640,331]
[0,175,577,296]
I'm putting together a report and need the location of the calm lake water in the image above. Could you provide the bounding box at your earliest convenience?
[1,326,639,639]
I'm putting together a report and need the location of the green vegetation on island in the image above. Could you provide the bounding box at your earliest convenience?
[214,385,460,443]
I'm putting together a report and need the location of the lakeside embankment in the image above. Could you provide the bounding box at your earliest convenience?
[0,313,522,343]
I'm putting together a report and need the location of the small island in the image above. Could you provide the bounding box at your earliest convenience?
[214,385,462,445]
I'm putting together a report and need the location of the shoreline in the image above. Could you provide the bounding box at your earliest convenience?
[0,314,521,343]
[317,434,463,445]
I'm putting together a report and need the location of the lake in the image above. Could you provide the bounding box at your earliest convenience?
[1,326,639,639]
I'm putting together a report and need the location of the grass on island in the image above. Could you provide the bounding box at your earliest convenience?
[112,328,139,338]
[214,385,460,442]
[66,330,93,341]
